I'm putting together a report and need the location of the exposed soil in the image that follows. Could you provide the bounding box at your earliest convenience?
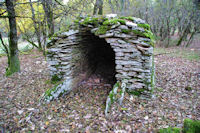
[0,49,200,132]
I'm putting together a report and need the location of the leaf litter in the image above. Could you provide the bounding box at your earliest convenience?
[0,49,199,132]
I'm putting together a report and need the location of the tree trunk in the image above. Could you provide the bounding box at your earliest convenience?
[166,16,170,47]
[120,0,125,16]
[29,0,42,50]
[108,0,115,13]
[186,31,195,47]
[42,0,54,37]
[176,25,190,46]
[93,0,103,15]
[5,0,20,76]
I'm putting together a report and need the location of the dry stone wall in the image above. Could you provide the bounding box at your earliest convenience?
[42,14,155,102]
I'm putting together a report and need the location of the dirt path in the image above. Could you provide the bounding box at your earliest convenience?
[0,49,200,132]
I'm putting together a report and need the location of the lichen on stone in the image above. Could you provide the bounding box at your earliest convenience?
[105,80,127,116]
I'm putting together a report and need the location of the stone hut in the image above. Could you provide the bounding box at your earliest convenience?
[42,14,155,102]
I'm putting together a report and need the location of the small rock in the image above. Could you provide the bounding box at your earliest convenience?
[133,17,146,24]
[27,108,35,111]
[91,28,98,33]
[126,21,137,27]
[130,96,134,101]
[114,33,132,38]
[99,33,114,38]
[88,25,93,28]
[84,114,92,119]
[36,61,41,64]
[129,39,140,44]
[105,38,118,43]
[118,39,126,44]
[17,110,24,115]
[119,25,129,30]
[60,30,79,37]
[94,78,100,83]
[111,23,120,29]
[106,14,117,19]
[60,129,70,132]
[144,116,149,120]
[47,115,52,120]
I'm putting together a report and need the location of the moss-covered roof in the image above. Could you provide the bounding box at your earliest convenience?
[51,14,155,47]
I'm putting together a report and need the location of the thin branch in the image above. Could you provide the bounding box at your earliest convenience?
[0,10,7,16]
[0,32,9,56]
[0,15,32,18]
[54,0,64,6]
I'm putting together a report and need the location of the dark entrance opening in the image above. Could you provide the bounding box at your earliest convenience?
[79,31,117,87]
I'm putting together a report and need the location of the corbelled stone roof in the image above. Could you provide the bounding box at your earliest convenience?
[48,14,155,48]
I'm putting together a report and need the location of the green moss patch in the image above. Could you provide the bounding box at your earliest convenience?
[132,30,146,37]
[51,74,62,84]
[158,119,200,133]
[132,29,155,47]
[159,127,181,133]
[95,25,110,35]
[183,119,200,133]
[80,17,100,26]
[109,82,120,104]
[103,18,126,25]
[138,23,150,30]
[127,88,145,96]
[43,80,63,98]
[44,84,57,97]
[119,16,135,21]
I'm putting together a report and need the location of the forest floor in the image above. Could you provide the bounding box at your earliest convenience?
[0,47,200,132]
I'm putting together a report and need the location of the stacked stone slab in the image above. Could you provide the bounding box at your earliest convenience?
[42,14,155,102]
